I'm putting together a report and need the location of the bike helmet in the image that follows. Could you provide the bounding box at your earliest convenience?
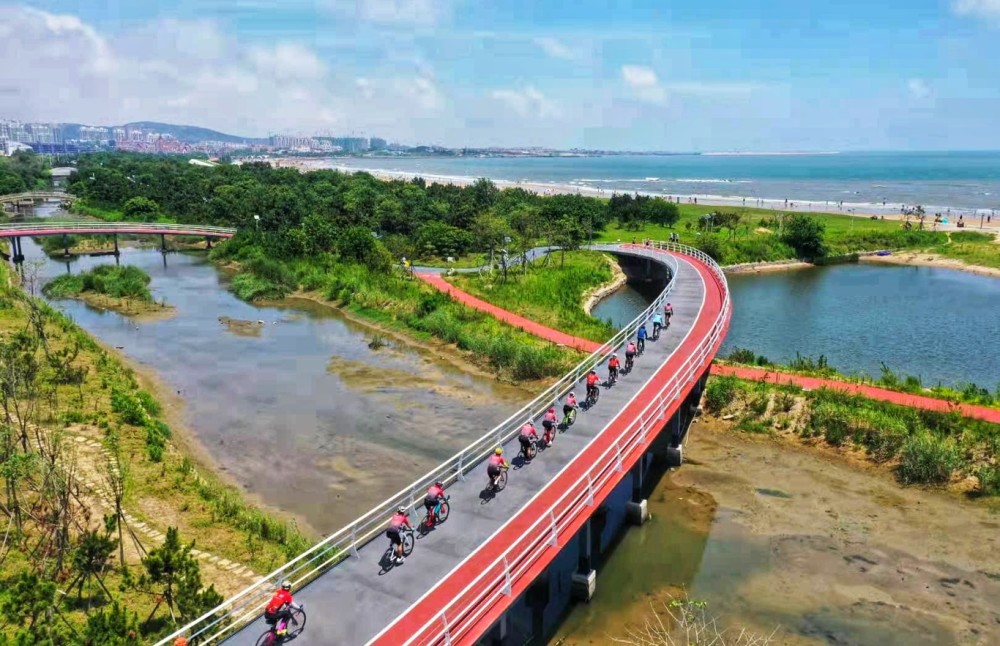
[569,391,574,397]
[494,447,503,455]
[612,353,617,358]
[281,580,292,591]
[549,407,556,413]
[435,480,443,488]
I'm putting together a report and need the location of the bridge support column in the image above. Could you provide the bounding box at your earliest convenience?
[572,518,597,602]
[113,234,120,257]
[626,459,650,525]
[12,237,24,264]
[205,236,213,250]
[63,233,69,257]
[161,234,166,253]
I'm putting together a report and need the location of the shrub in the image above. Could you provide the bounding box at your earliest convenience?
[704,376,738,414]
[898,432,961,485]
[976,465,1000,496]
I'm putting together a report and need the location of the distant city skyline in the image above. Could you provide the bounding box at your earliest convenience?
[2,2,1000,151]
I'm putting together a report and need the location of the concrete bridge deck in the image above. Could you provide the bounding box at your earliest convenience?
[221,248,716,646]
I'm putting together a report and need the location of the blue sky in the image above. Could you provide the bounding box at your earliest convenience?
[2,0,999,150]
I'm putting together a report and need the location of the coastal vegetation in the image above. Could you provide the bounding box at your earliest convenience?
[0,150,49,194]
[0,258,310,642]
[703,372,1000,495]
[446,250,617,343]
[41,265,174,319]
[719,348,1000,409]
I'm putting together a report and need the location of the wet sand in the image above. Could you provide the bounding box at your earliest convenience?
[553,419,1000,645]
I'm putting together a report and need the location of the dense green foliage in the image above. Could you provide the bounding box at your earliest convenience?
[707,375,1000,494]
[0,151,49,194]
[781,214,827,258]
[43,265,153,301]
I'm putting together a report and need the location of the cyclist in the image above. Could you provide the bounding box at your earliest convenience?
[542,407,558,445]
[562,392,578,424]
[625,341,637,372]
[636,325,647,354]
[423,480,446,527]
[264,580,304,636]
[519,421,540,457]
[487,447,509,489]
[608,353,621,384]
[664,302,673,327]
[585,369,600,404]
[652,312,663,339]
[386,506,412,564]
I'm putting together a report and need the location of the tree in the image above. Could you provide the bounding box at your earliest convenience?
[139,527,222,626]
[471,212,511,265]
[83,602,142,645]
[68,528,118,605]
[508,205,543,274]
[781,214,826,259]
[642,198,680,227]
[0,571,57,630]
[338,226,393,272]
[549,216,586,267]
[470,178,499,211]
[122,197,160,222]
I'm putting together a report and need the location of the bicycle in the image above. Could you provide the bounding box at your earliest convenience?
[652,323,661,341]
[256,607,306,645]
[384,525,415,566]
[585,385,600,408]
[422,496,450,528]
[520,436,538,461]
[562,406,577,427]
[488,466,509,493]
[636,338,645,355]
[608,368,619,387]
[624,354,634,374]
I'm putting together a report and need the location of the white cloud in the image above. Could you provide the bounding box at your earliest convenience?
[323,0,447,25]
[490,86,561,119]
[621,65,667,104]
[0,6,448,139]
[533,37,575,60]
[953,0,1000,24]
[662,81,760,96]
[908,78,931,99]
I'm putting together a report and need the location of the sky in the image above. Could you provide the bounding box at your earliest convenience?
[1,0,1000,151]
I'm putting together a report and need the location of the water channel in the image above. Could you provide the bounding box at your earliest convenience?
[18,203,530,535]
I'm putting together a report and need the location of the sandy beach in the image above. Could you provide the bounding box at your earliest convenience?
[271,157,1000,233]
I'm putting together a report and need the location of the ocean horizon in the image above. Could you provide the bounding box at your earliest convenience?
[318,151,1000,215]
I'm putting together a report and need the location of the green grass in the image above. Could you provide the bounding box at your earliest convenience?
[935,236,1000,270]
[43,264,153,301]
[447,250,617,343]
[595,204,958,265]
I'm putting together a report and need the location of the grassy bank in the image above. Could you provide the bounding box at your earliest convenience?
[212,242,582,381]
[446,250,617,343]
[704,374,1000,496]
[42,264,176,319]
[0,259,311,642]
[719,348,1000,410]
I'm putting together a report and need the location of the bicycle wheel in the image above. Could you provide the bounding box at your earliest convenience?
[402,530,415,556]
[568,408,577,425]
[497,470,508,491]
[526,443,537,460]
[255,630,276,646]
[436,501,450,523]
[288,608,307,638]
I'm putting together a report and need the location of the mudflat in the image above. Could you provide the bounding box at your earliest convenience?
[553,419,1000,645]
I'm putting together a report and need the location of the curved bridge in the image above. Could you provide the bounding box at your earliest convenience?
[160,241,731,646]
[0,222,235,239]
[0,191,78,205]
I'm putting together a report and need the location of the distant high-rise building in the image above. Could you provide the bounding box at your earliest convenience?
[370,137,387,151]
[331,137,369,153]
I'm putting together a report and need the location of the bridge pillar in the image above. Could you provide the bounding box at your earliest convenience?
[205,236,213,250]
[63,233,69,257]
[571,518,597,602]
[161,234,166,253]
[113,234,120,257]
[12,237,24,264]
[626,459,650,525]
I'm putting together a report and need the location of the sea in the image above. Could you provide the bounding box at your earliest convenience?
[319,151,1000,216]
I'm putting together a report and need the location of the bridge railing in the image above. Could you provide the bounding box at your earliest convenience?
[398,241,731,646]
[157,242,715,645]
[0,222,236,236]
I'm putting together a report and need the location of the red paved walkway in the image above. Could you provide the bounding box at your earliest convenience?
[416,272,1000,426]
[711,364,1000,424]
[415,272,603,353]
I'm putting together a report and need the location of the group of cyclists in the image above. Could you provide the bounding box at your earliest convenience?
[255,302,677,640]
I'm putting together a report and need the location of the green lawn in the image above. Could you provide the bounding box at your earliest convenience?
[447,250,617,343]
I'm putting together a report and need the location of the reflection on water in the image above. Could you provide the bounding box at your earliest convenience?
[17,215,529,533]
[722,264,1000,388]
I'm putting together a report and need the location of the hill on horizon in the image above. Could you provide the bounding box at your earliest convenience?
[120,121,265,144]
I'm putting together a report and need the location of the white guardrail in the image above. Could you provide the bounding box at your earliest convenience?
[158,241,730,645]
[0,222,236,235]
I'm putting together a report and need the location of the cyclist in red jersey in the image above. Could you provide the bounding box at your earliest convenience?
[542,407,558,445]
[264,580,303,636]
[487,447,509,489]
[519,421,539,456]
[585,369,600,402]
[608,353,621,383]
[386,506,411,564]
[423,481,446,527]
